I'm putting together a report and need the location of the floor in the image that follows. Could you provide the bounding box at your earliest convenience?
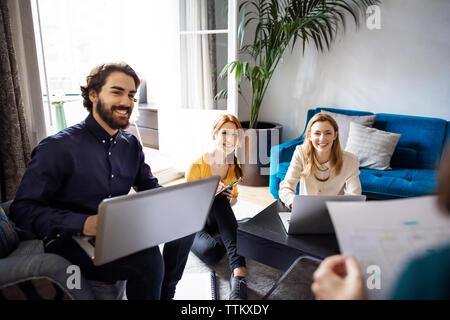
[143,147,318,300]
[142,147,173,176]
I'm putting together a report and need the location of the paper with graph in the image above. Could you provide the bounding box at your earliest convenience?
[326,196,450,299]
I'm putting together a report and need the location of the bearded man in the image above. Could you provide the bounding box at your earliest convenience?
[10,63,194,300]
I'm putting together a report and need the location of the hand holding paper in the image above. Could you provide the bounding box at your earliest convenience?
[312,255,366,300]
[326,196,450,299]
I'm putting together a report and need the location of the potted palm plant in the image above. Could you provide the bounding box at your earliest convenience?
[218,0,379,185]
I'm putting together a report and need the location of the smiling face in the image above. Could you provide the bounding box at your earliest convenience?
[310,120,338,156]
[213,122,239,156]
[90,71,137,133]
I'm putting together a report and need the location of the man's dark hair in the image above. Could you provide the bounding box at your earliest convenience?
[80,62,140,112]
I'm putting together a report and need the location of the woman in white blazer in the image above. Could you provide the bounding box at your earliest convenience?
[279,113,362,209]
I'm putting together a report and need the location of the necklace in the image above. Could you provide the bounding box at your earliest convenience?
[316,165,329,172]
[314,163,330,182]
[314,173,330,182]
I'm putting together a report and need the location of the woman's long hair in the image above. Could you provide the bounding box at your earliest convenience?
[211,114,244,179]
[299,113,343,177]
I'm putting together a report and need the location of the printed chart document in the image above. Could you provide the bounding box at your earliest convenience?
[326,196,450,299]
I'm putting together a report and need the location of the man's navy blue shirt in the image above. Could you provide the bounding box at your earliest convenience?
[11,113,161,239]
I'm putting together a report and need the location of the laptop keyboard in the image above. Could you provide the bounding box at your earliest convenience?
[88,237,96,247]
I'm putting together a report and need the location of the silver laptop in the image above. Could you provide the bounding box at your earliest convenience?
[73,176,220,266]
[278,195,366,234]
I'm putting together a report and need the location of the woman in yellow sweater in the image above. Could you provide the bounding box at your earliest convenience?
[279,113,362,209]
[186,114,247,300]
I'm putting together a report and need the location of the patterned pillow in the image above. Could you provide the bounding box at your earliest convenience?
[321,110,376,149]
[345,122,401,170]
[0,206,19,258]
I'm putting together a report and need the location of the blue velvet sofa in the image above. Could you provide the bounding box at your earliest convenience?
[269,107,449,200]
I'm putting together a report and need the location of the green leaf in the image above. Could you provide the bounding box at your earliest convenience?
[215,88,228,100]
[234,0,379,126]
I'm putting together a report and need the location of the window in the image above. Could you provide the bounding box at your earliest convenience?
[33,0,238,171]
[155,0,237,172]
[179,0,229,110]
[34,0,181,135]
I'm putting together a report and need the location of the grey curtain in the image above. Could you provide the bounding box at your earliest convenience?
[207,0,217,108]
[0,0,31,202]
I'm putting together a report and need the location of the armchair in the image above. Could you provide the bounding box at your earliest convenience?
[0,201,125,300]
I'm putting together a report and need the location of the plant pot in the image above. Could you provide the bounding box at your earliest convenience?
[238,121,282,186]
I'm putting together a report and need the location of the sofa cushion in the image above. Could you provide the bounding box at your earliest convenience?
[345,122,401,170]
[359,168,438,198]
[321,110,376,148]
[373,114,447,169]
[0,206,19,258]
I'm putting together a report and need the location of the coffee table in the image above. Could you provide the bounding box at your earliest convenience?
[237,200,340,298]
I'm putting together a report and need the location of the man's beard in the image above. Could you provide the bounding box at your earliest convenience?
[95,99,131,130]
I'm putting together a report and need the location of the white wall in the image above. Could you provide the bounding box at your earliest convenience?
[238,0,450,143]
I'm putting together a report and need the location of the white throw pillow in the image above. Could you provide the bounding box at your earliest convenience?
[321,110,376,149]
[345,122,401,170]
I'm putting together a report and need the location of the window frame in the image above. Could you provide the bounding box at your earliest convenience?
[178,0,237,114]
